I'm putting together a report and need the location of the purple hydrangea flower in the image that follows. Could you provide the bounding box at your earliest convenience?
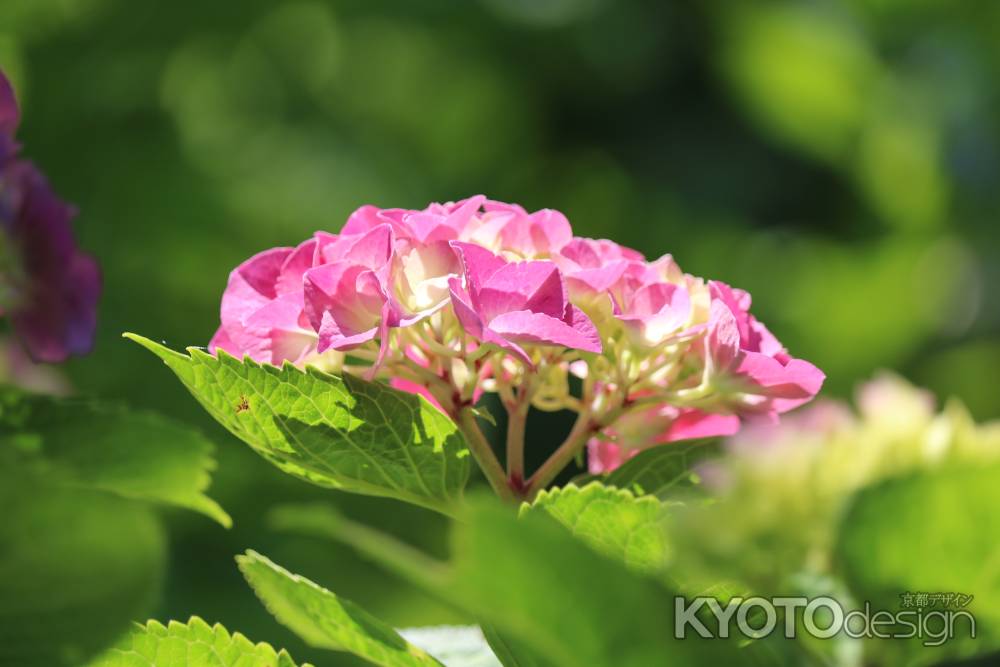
[0,70,100,363]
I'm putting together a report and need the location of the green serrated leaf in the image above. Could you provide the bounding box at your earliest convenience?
[125,333,470,515]
[0,387,229,526]
[604,439,719,499]
[0,473,166,667]
[237,550,444,667]
[521,482,670,574]
[837,463,1000,665]
[88,616,310,667]
[399,626,501,667]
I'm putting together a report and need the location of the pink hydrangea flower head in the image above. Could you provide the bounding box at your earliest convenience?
[206,194,825,493]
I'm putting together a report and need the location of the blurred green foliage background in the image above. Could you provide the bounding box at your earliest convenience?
[2,0,998,663]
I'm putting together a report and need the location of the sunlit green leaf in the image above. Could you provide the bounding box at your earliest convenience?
[238,550,444,667]
[88,616,308,667]
[126,334,470,515]
[522,482,669,573]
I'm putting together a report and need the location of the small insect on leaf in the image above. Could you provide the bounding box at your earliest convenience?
[236,395,250,414]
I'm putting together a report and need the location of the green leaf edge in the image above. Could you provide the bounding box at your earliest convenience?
[521,481,670,572]
[236,549,445,667]
[78,400,231,527]
[89,616,311,667]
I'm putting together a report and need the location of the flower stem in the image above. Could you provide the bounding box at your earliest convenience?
[505,400,528,488]
[456,407,516,503]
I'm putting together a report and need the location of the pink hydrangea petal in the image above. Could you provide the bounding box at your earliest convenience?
[233,247,291,298]
[709,280,754,347]
[240,292,317,364]
[341,204,415,238]
[394,240,461,316]
[342,205,382,234]
[749,317,789,362]
[310,273,385,352]
[558,239,645,277]
[614,283,690,347]
[530,209,572,252]
[270,329,319,364]
[562,303,602,351]
[557,238,601,268]
[479,261,565,321]
[209,325,238,356]
[346,224,394,270]
[707,299,740,370]
[275,238,317,295]
[564,261,630,295]
[461,211,511,247]
[487,310,601,353]
[304,263,386,339]
[659,410,740,443]
[401,195,487,244]
[318,230,390,265]
[447,275,485,339]
[219,246,293,335]
[445,194,486,230]
[629,282,682,316]
[404,215,456,244]
[734,353,826,413]
[481,327,532,366]
[483,199,528,215]
[645,254,683,283]
[303,262,353,332]
[485,202,573,257]
[450,241,507,301]
[368,304,396,377]
[314,231,351,263]
[321,324,378,351]
[587,438,634,474]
